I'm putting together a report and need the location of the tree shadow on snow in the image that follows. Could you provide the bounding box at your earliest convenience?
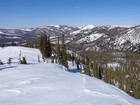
[0,66,17,71]
[68,68,80,73]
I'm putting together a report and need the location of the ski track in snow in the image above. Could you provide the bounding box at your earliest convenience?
[82,78,132,105]
[1,88,31,98]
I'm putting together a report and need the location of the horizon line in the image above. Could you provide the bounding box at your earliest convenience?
[0,24,138,29]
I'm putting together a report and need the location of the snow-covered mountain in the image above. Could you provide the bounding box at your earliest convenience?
[0,25,79,45]
[0,25,140,52]
[68,25,140,52]
[0,46,140,105]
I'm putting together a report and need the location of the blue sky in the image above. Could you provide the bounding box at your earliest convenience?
[0,0,140,28]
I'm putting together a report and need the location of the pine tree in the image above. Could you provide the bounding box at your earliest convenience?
[39,31,52,59]
[84,56,91,76]
[43,34,48,58]
[98,65,102,79]
[39,32,45,58]
[61,34,68,69]
[46,35,52,58]
[90,61,94,76]
[71,53,75,66]
[80,59,85,73]
[55,37,60,64]
[55,42,58,64]
[76,57,80,70]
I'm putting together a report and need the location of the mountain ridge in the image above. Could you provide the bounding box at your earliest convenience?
[0,25,140,52]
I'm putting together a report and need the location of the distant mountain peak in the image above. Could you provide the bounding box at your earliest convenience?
[82,25,96,30]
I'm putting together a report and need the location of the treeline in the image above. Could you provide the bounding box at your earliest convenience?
[78,50,140,99]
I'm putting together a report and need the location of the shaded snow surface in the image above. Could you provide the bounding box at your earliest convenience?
[0,46,140,105]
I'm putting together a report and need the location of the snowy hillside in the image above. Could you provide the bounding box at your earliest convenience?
[0,46,42,64]
[77,33,107,43]
[0,47,140,105]
[68,25,140,52]
[114,26,140,45]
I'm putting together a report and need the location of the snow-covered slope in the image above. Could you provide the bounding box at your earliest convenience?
[114,26,140,45]
[0,46,140,105]
[81,25,96,30]
[0,46,42,64]
[68,25,140,52]
[70,25,95,35]
[77,33,107,43]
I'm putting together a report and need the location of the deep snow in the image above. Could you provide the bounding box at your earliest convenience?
[0,46,140,105]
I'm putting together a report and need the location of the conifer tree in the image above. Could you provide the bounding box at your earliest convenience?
[76,57,80,70]
[94,65,97,77]
[80,59,85,73]
[43,34,48,58]
[55,37,60,64]
[39,31,52,59]
[71,53,75,66]
[134,83,140,98]
[84,56,91,76]
[90,61,94,76]
[46,35,52,58]
[61,34,68,69]
[55,42,58,64]
[98,65,102,79]
[39,32,45,58]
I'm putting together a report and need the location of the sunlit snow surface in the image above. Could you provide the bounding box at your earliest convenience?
[0,47,140,105]
[77,33,106,43]
[81,25,96,30]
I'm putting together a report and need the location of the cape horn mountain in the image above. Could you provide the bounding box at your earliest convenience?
[0,25,140,53]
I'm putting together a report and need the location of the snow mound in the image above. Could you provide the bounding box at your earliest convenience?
[0,46,42,64]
